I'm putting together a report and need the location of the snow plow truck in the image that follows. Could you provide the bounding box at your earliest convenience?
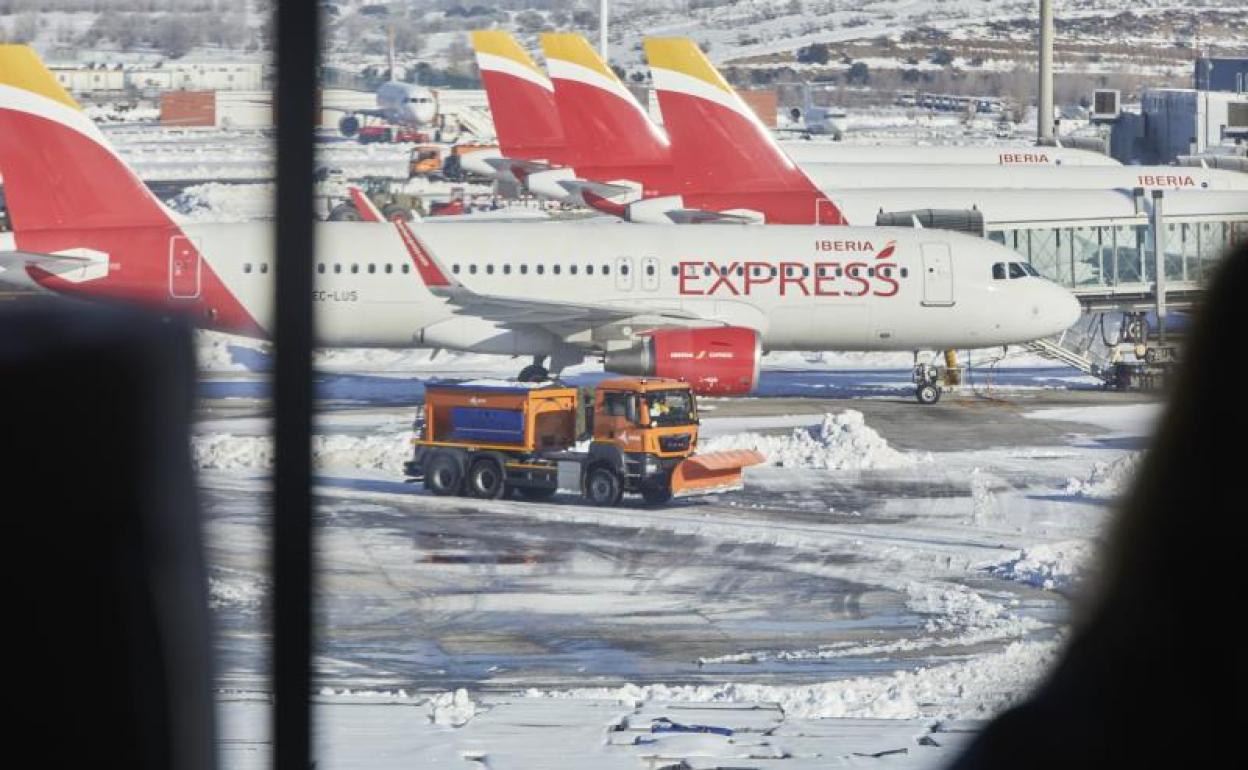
[404,378,763,505]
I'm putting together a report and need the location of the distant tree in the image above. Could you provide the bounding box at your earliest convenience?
[153,16,196,59]
[515,10,544,33]
[846,61,869,85]
[928,48,954,66]
[12,12,37,44]
[796,42,829,65]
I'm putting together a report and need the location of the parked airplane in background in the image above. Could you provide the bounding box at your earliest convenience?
[464,31,1120,184]
[0,44,1079,402]
[334,36,438,140]
[469,33,1243,224]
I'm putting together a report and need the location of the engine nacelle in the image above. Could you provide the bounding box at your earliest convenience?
[604,327,762,396]
[338,114,360,138]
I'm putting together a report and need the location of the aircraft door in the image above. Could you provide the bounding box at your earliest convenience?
[920,243,954,306]
[169,235,202,299]
[641,257,660,291]
[616,256,634,291]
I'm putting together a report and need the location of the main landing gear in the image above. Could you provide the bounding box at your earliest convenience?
[912,361,942,405]
[517,358,550,383]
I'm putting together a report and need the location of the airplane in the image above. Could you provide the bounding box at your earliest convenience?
[469,33,1244,223]
[462,31,1120,185]
[333,33,438,140]
[0,44,1080,403]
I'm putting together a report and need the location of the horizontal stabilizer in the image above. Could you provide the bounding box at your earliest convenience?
[556,179,639,203]
[664,208,763,225]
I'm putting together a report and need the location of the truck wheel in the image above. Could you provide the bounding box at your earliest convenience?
[641,486,673,506]
[328,203,361,222]
[584,466,623,506]
[425,453,462,496]
[467,457,506,500]
[916,383,941,404]
[516,486,557,501]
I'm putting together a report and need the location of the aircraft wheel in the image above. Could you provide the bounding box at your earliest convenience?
[466,457,506,500]
[328,203,361,222]
[518,364,550,382]
[916,383,942,405]
[584,466,623,507]
[424,453,463,496]
[382,203,414,222]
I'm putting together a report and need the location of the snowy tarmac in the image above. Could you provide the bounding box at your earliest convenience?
[198,352,1158,768]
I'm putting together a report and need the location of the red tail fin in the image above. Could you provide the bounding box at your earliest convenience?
[0,45,172,232]
[470,31,567,165]
[540,33,669,171]
[644,38,845,224]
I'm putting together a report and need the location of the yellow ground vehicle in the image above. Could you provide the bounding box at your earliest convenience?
[404,378,763,505]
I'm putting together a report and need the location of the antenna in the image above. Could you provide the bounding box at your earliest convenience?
[387,26,396,82]
[600,0,609,61]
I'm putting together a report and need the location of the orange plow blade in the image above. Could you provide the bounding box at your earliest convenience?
[671,449,766,497]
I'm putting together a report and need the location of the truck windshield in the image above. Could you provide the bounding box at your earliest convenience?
[645,389,696,426]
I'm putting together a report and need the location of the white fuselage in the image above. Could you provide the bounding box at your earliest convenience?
[183,221,1079,353]
[779,143,1121,167]
[804,163,1248,193]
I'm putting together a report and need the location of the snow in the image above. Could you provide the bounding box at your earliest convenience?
[430,688,479,727]
[193,431,412,473]
[527,639,1059,721]
[701,410,923,470]
[1064,452,1140,499]
[988,540,1096,592]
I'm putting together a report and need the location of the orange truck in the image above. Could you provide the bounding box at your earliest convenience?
[404,378,763,505]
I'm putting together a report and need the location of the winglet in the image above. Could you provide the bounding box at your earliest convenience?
[393,221,454,291]
[348,186,385,222]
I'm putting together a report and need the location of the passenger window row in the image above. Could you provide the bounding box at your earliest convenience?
[451,263,618,277]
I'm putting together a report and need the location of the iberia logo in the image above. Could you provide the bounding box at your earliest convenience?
[875,240,896,261]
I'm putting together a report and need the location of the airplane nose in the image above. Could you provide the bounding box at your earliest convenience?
[1047,285,1082,333]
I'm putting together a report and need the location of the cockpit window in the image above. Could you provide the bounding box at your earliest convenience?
[1009,262,1028,279]
[992,263,1007,280]
[1023,263,1040,277]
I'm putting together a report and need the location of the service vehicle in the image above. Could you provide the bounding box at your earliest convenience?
[403,378,763,505]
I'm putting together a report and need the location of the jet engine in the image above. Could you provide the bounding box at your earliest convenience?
[604,327,762,396]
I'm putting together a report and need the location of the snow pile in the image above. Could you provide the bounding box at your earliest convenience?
[1064,453,1140,499]
[905,582,1018,633]
[196,330,269,372]
[700,411,918,470]
[988,541,1096,592]
[429,689,477,727]
[528,640,1058,721]
[193,432,411,472]
[172,182,274,222]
